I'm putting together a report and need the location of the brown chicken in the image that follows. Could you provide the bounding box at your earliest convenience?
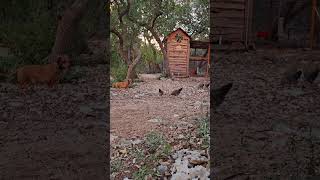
[17,55,70,91]
[112,79,131,89]
[171,88,183,96]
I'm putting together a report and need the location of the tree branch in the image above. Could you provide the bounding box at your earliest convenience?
[111,28,127,63]
[118,0,130,24]
[151,11,163,29]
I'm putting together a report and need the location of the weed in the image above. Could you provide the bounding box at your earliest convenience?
[111,158,123,174]
[198,117,210,148]
[133,165,153,180]
[132,148,145,163]
[145,131,165,152]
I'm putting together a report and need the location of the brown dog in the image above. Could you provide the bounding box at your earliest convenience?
[112,79,131,89]
[17,55,70,91]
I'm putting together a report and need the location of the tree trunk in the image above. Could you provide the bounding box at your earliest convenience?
[48,0,89,63]
[126,46,141,80]
[149,28,170,76]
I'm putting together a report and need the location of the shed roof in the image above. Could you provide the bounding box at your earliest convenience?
[163,28,191,42]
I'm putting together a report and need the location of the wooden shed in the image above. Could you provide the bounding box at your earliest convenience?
[211,0,318,49]
[210,0,253,47]
[163,28,191,77]
[163,28,210,78]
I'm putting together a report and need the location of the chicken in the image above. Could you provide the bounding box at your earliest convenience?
[171,88,183,96]
[211,82,233,107]
[282,64,302,84]
[281,64,302,84]
[287,70,302,83]
[159,88,164,96]
[303,65,319,84]
[198,83,204,89]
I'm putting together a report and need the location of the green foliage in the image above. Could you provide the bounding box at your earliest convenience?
[0,1,58,65]
[132,148,146,163]
[160,142,172,157]
[111,49,127,82]
[133,165,152,180]
[141,44,162,64]
[0,56,21,73]
[198,117,210,148]
[0,0,103,73]
[0,56,21,82]
[61,66,86,83]
[111,158,123,173]
[4,16,55,65]
[145,131,165,152]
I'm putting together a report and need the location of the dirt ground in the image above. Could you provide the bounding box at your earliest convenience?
[110,77,210,139]
[0,65,108,180]
[211,49,320,179]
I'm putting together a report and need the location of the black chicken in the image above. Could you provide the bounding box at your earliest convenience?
[282,64,301,84]
[211,83,233,107]
[198,83,204,89]
[303,67,319,84]
[159,89,164,96]
[286,70,302,83]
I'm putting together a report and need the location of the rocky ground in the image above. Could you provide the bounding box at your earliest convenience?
[211,49,320,179]
[111,77,210,138]
[111,77,211,179]
[0,65,108,179]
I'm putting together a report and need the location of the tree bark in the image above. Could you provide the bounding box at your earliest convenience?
[126,1,170,76]
[111,28,128,64]
[126,46,141,80]
[148,28,170,76]
[48,0,89,63]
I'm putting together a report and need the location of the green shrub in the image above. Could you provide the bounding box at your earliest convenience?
[111,62,127,83]
[0,56,21,73]
[198,117,210,148]
[133,165,152,180]
[145,131,165,152]
[2,11,55,65]
[61,66,86,83]
[111,49,127,82]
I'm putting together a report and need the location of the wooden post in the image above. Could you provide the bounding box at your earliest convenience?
[310,0,317,49]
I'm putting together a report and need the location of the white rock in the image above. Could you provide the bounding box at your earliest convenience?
[148,118,162,123]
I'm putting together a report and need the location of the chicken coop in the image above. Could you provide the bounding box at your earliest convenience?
[163,28,210,78]
[211,0,319,49]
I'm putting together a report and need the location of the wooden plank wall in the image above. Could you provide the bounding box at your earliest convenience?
[211,0,250,43]
[167,30,190,77]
